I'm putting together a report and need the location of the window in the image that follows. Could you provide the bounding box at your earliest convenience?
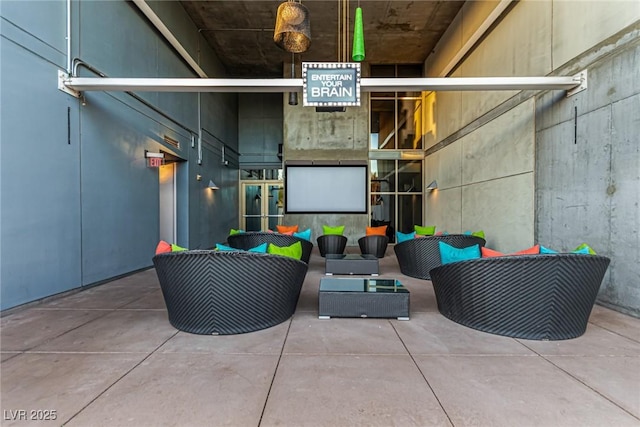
[369,65,425,241]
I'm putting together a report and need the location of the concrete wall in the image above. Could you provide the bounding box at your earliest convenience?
[0,0,238,310]
[536,24,640,316]
[283,91,370,245]
[424,0,640,315]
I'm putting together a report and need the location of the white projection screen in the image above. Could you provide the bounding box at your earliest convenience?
[285,164,368,213]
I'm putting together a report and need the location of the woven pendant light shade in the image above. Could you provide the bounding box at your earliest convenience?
[274,1,311,53]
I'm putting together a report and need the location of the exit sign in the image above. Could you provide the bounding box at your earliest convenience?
[148,157,163,167]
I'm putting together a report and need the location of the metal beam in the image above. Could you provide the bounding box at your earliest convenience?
[61,75,582,93]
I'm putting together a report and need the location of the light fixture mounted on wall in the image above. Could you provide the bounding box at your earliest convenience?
[274,0,311,54]
[426,180,438,191]
[208,180,219,190]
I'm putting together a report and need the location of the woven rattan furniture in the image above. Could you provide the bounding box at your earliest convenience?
[317,235,348,257]
[325,254,379,275]
[153,250,308,335]
[429,254,611,340]
[394,234,486,280]
[227,232,313,263]
[318,277,409,320]
[358,235,389,258]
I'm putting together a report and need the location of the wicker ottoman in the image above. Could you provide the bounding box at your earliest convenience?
[325,254,379,275]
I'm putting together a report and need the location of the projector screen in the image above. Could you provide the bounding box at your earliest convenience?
[285,164,368,213]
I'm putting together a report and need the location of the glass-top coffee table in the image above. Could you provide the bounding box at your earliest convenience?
[325,254,379,275]
[318,277,409,320]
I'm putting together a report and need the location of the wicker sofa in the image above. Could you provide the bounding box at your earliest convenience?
[226,231,313,263]
[429,254,611,340]
[153,250,308,335]
[394,234,486,279]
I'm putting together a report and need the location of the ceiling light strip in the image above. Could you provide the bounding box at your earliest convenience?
[63,76,581,93]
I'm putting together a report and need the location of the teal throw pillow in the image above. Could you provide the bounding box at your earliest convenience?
[293,228,312,241]
[396,231,416,243]
[540,245,558,254]
[572,246,592,255]
[216,243,240,251]
[323,225,345,236]
[268,241,303,260]
[573,243,596,255]
[414,225,436,236]
[248,243,268,253]
[438,241,481,265]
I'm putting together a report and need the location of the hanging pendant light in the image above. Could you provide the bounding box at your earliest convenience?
[274,0,311,54]
[289,53,298,105]
[352,6,365,61]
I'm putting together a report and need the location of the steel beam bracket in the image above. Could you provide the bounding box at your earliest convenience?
[58,70,81,98]
[566,69,588,97]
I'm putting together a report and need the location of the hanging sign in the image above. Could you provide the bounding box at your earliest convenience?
[302,62,361,107]
[145,151,164,168]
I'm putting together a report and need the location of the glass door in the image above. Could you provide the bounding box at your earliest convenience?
[240,182,284,231]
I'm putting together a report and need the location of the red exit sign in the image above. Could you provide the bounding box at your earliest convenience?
[148,157,163,167]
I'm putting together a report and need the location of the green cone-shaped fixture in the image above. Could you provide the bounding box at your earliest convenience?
[352,7,365,62]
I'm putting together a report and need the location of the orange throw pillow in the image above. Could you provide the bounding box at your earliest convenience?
[366,225,387,236]
[277,225,299,233]
[155,240,172,255]
[513,244,540,255]
[481,247,504,258]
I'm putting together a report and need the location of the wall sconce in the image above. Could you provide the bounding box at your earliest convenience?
[208,180,219,190]
[426,180,438,191]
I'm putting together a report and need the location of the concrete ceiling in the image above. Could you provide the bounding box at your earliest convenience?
[180,0,465,77]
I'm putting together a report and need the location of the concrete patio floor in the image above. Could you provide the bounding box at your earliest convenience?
[2,248,639,426]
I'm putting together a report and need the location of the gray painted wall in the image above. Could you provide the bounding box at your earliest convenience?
[239,93,283,167]
[1,0,238,310]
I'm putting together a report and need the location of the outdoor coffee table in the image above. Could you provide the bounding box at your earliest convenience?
[318,277,409,320]
[325,253,379,275]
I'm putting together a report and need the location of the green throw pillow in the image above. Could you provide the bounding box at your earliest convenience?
[471,230,485,239]
[229,228,244,235]
[322,225,345,236]
[171,243,188,252]
[268,241,303,260]
[414,225,436,236]
[573,243,596,255]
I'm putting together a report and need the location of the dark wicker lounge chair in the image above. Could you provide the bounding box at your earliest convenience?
[317,235,348,257]
[226,231,313,263]
[394,234,486,279]
[153,250,308,335]
[429,254,611,340]
[358,235,389,258]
